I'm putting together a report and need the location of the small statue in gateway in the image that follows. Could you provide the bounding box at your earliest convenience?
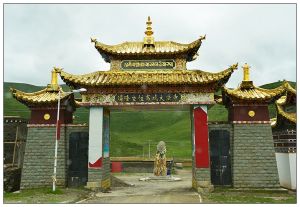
[153,141,167,176]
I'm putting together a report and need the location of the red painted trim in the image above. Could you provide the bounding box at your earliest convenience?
[56,120,61,140]
[194,107,209,168]
[89,157,103,168]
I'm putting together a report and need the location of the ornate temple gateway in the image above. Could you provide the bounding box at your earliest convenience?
[11,17,290,192]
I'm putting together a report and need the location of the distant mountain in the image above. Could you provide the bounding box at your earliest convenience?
[260,81,296,89]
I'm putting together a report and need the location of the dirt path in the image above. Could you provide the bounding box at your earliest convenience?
[80,169,202,204]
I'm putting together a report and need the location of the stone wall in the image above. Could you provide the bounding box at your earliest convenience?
[20,125,88,189]
[232,124,280,188]
[4,117,28,167]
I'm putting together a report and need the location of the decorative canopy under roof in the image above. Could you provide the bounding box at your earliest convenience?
[91,16,205,63]
[55,64,238,88]
[11,69,74,107]
[222,63,287,104]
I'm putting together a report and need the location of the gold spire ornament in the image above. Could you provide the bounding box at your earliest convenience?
[51,68,58,85]
[242,63,251,81]
[48,67,61,91]
[143,16,155,46]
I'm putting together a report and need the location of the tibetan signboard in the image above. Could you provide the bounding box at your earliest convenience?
[81,93,214,106]
[121,59,175,70]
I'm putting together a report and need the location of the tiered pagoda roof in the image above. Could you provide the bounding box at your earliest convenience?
[91,16,205,62]
[55,64,237,88]
[271,82,296,127]
[222,63,287,104]
[10,69,74,107]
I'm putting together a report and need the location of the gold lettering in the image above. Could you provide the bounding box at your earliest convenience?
[138,95,144,102]
[159,95,164,102]
[173,94,178,101]
[132,95,137,102]
[118,95,124,102]
[152,94,158,102]
[166,94,171,101]
[124,95,129,102]
[146,95,151,101]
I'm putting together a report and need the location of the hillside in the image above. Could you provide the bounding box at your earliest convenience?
[3,81,296,158]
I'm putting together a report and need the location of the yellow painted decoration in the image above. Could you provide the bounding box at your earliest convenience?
[44,113,51,120]
[248,110,255,117]
[242,63,250,81]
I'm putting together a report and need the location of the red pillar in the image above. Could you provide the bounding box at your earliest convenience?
[193,106,210,168]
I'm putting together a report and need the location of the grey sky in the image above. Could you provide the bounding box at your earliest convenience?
[4,4,296,88]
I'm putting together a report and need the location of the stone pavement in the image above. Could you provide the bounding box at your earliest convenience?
[78,169,202,204]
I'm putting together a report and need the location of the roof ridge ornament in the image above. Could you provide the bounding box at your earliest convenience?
[91,37,97,44]
[143,16,155,47]
[242,63,251,81]
[48,67,62,91]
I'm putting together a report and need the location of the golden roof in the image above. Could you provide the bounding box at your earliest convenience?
[276,102,296,124]
[91,16,205,62]
[222,63,287,103]
[271,101,296,127]
[271,84,297,126]
[10,68,73,107]
[285,81,296,95]
[11,85,70,106]
[223,82,287,102]
[92,38,204,63]
[55,64,237,87]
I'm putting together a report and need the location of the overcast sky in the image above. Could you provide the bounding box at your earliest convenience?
[4,4,296,88]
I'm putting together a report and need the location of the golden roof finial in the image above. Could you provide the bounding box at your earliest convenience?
[49,67,61,91]
[51,67,58,85]
[242,63,251,81]
[144,16,154,46]
[145,16,154,36]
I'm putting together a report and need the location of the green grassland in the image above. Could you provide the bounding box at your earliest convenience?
[3,81,295,159]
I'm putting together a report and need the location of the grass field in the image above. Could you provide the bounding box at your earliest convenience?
[4,81,295,158]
